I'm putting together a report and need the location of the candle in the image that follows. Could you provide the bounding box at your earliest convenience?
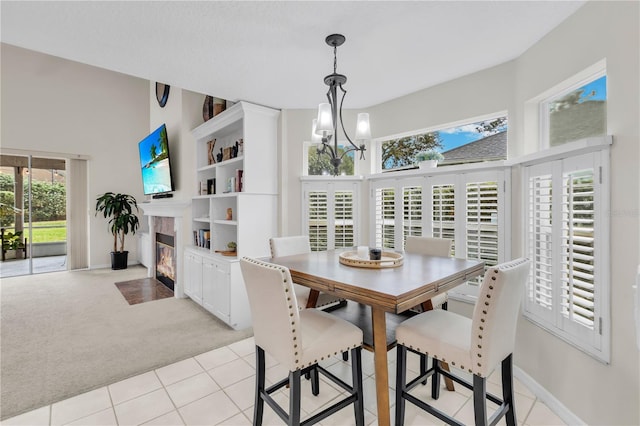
[357,246,368,259]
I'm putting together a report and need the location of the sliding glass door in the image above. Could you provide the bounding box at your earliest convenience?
[0,154,68,277]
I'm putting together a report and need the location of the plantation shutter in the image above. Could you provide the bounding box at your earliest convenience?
[524,149,607,361]
[561,168,596,330]
[403,185,422,247]
[525,163,555,321]
[466,180,500,285]
[374,186,396,249]
[431,183,456,255]
[307,190,328,251]
[334,190,354,248]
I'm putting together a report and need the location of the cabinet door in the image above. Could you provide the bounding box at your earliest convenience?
[184,252,203,304]
[212,261,231,320]
[201,259,217,314]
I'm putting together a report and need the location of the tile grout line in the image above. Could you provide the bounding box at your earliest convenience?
[152,368,186,426]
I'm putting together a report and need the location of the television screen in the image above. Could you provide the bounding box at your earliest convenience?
[138,124,175,196]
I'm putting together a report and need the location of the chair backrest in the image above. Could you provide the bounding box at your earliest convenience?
[405,236,452,257]
[240,257,301,369]
[471,258,530,377]
[269,235,311,258]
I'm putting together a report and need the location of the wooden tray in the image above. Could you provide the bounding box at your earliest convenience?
[339,250,403,269]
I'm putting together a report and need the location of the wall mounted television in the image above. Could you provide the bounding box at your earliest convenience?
[138,124,175,198]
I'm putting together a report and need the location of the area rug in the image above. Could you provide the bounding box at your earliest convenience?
[0,266,253,420]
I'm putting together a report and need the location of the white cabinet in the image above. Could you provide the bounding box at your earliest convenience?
[183,250,203,304]
[183,101,279,330]
[184,247,250,330]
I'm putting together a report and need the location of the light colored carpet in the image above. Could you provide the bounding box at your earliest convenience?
[0,266,253,420]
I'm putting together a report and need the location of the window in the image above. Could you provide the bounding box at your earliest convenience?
[524,150,610,362]
[542,74,607,148]
[377,115,507,172]
[370,169,509,299]
[306,144,355,176]
[302,180,360,251]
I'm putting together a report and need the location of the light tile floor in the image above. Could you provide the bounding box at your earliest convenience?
[2,337,568,426]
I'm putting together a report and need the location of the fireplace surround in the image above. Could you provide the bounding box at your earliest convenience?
[139,200,190,298]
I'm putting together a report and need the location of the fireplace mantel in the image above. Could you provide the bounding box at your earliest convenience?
[139,199,191,298]
[139,200,190,218]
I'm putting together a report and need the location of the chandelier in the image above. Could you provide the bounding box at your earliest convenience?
[311,34,371,175]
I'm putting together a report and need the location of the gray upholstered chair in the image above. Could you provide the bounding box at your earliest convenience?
[269,236,346,311]
[394,258,530,426]
[240,257,365,426]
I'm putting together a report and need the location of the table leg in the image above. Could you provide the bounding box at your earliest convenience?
[371,307,390,426]
[306,289,320,309]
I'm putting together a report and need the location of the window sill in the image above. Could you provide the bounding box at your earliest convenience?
[505,135,612,167]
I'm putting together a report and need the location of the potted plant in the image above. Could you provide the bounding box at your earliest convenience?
[227,241,237,252]
[416,150,444,169]
[95,192,140,270]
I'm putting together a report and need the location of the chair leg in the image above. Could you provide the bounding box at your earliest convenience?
[342,351,349,361]
[420,354,428,385]
[501,354,517,426]
[350,347,365,426]
[311,365,320,396]
[395,345,407,426]
[473,375,488,426]
[431,358,441,400]
[254,346,266,426]
[288,370,301,426]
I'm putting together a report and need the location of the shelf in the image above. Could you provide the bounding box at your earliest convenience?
[214,220,238,226]
[194,217,210,223]
[196,156,244,173]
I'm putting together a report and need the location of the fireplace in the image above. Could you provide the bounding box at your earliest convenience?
[156,232,176,291]
[139,200,190,298]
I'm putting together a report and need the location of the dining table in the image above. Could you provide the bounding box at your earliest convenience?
[268,248,485,426]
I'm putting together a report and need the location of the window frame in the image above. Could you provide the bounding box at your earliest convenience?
[302,141,360,177]
[371,111,508,174]
[538,66,607,150]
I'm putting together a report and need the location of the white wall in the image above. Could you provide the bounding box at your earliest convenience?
[1,43,149,268]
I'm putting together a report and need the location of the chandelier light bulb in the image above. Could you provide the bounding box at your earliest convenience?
[311,119,323,144]
[355,113,371,142]
[316,103,333,135]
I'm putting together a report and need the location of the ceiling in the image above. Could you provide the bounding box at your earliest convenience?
[1,1,585,109]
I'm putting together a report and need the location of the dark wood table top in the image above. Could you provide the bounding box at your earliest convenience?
[270,249,484,314]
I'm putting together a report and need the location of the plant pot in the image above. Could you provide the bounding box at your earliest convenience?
[419,160,438,169]
[111,251,129,270]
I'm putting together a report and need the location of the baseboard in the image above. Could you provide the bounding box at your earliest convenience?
[513,365,586,425]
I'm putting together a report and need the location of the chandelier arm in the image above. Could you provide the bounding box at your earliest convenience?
[337,84,361,151]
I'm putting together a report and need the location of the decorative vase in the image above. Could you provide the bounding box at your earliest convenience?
[419,160,438,169]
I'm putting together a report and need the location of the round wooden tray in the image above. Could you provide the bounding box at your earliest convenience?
[339,250,404,269]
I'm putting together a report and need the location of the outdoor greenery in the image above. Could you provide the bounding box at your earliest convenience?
[382,133,442,170]
[308,145,355,175]
[1,221,67,243]
[0,174,66,222]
